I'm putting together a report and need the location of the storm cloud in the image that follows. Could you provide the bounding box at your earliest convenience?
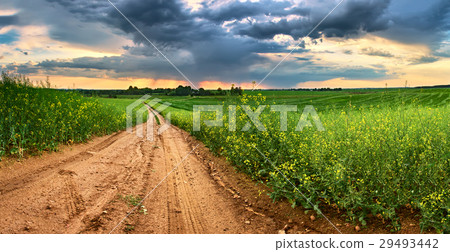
[0,15,19,27]
[376,0,450,49]
[0,0,449,87]
[235,0,391,40]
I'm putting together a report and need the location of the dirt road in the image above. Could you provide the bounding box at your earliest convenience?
[0,110,290,234]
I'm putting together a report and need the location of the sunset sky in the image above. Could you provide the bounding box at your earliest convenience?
[0,0,449,89]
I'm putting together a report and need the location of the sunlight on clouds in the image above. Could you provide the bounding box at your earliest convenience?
[401,59,450,85]
[280,34,433,70]
[147,79,188,89]
[260,33,448,88]
[199,80,267,90]
[199,81,232,89]
[0,9,18,15]
[199,81,273,90]
[298,58,450,88]
[273,34,295,46]
[0,25,128,65]
[183,0,205,11]
[317,34,430,64]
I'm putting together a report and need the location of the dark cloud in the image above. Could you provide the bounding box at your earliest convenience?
[197,0,309,23]
[318,0,391,38]
[377,0,450,48]
[360,47,394,57]
[343,50,353,55]
[410,56,440,65]
[1,62,40,75]
[294,57,310,61]
[102,0,289,83]
[0,15,19,27]
[45,0,111,21]
[106,0,196,46]
[391,0,449,31]
[434,51,450,58]
[317,50,335,54]
[0,0,126,49]
[236,0,391,40]
[235,18,299,40]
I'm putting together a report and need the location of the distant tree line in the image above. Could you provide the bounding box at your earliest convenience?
[76,84,242,97]
[414,84,450,89]
[167,86,231,96]
[313,87,343,91]
[257,87,343,91]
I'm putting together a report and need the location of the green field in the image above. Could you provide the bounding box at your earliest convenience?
[150,88,450,233]
[150,88,450,110]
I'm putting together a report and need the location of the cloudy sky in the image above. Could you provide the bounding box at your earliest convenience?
[0,0,449,89]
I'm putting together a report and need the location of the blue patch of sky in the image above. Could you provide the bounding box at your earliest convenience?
[0,29,19,44]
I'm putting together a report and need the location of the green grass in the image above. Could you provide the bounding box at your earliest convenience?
[0,74,148,159]
[152,88,450,233]
[118,194,143,207]
[151,88,450,111]
[98,94,149,99]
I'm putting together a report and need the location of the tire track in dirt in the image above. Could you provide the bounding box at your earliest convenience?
[0,123,156,233]
[162,129,206,234]
[0,131,124,195]
[59,170,86,220]
[131,108,252,234]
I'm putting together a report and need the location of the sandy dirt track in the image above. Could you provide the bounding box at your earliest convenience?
[0,110,283,234]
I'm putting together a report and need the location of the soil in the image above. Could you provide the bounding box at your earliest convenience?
[0,109,428,234]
